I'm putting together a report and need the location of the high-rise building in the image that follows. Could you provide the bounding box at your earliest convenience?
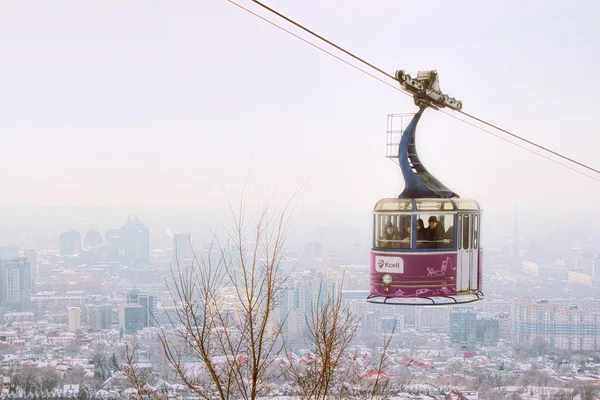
[274,287,299,338]
[416,306,450,332]
[86,304,113,331]
[126,290,157,328]
[24,248,37,285]
[298,241,323,270]
[106,216,150,267]
[84,230,102,247]
[450,307,500,348]
[475,313,500,346]
[138,294,157,327]
[60,231,82,256]
[363,310,382,333]
[0,258,32,310]
[68,307,81,332]
[122,215,149,267]
[0,245,18,260]
[173,233,194,266]
[511,298,600,351]
[119,304,144,333]
[450,307,477,347]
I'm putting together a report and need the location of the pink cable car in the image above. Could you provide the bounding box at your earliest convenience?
[367,70,483,306]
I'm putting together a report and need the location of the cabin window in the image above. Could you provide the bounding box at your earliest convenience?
[473,215,479,249]
[416,214,454,249]
[462,215,470,250]
[374,214,411,249]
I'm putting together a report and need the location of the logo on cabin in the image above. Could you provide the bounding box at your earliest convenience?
[374,255,404,273]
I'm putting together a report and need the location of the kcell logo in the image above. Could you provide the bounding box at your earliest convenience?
[382,261,401,269]
[374,255,404,273]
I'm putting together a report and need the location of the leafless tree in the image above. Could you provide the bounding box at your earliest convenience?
[39,366,61,392]
[124,344,161,400]
[574,383,599,400]
[285,284,403,400]
[365,326,397,399]
[14,365,40,396]
[155,187,299,400]
[286,285,358,400]
[349,323,400,400]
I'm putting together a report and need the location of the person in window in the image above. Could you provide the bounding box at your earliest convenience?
[444,224,455,247]
[416,219,425,241]
[425,216,445,248]
[399,220,411,248]
[380,222,402,248]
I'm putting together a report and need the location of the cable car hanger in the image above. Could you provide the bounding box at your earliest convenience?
[228,0,600,183]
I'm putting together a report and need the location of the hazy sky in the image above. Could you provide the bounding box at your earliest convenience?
[1,0,599,229]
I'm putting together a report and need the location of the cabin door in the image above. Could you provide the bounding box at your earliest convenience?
[470,215,480,291]
[457,214,472,292]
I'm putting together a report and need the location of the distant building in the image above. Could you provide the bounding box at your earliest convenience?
[276,287,297,337]
[475,313,500,346]
[3,312,34,323]
[450,307,477,347]
[478,299,513,316]
[0,245,18,260]
[299,242,323,268]
[127,290,157,328]
[138,294,157,327]
[60,231,82,256]
[0,258,32,310]
[173,233,194,266]
[84,230,102,247]
[68,307,81,332]
[416,306,450,332]
[106,216,150,267]
[24,248,37,285]
[85,304,113,331]
[450,307,500,348]
[382,315,405,332]
[0,331,18,344]
[122,215,149,267]
[578,254,594,275]
[363,310,382,333]
[511,298,600,351]
[119,304,144,333]
[569,271,593,286]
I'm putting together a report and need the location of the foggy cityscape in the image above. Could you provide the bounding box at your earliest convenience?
[1,1,600,400]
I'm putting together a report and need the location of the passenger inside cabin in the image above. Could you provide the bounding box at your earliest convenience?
[380,222,403,248]
[416,219,425,241]
[444,225,455,247]
[424,216,445,248]
[399,219,411,248]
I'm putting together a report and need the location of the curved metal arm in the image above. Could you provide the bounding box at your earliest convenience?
[398,107,459,199]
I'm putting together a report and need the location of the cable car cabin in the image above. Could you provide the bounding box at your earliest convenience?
[368,197,483,305]
[364,69,483,305]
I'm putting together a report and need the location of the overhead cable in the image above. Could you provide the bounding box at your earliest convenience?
[229,0,600,179]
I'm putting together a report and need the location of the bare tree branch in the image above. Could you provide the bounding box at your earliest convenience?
[153,185,301,400]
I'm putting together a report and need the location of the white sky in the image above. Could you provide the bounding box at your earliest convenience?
[1,0,599,232]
